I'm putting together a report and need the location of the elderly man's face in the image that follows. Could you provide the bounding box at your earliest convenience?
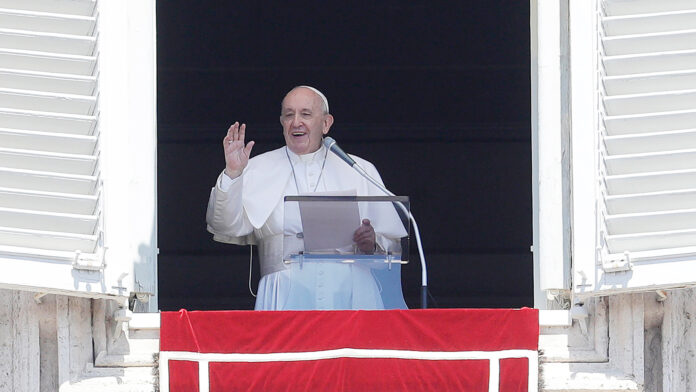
[280,87,334,155]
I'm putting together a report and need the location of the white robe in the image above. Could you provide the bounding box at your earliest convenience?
[206,145,406,310]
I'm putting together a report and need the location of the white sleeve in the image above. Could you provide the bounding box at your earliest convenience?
[206,171,254,238]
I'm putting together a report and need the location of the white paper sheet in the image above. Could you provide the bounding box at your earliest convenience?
[298,190,361,253]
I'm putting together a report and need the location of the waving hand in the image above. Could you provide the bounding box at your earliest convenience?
[223,122,255,179]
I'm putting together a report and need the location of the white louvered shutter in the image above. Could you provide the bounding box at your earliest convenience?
[574,0,696,297]
[0,0,157,302]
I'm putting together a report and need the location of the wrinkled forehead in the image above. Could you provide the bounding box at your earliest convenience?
[281,86,329,113]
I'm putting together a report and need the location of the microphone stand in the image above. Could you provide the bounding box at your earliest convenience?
[350,164,429,309]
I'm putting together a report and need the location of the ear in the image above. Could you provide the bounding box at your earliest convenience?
[322,114,334,135]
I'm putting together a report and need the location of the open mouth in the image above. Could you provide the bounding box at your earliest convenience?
[291,131,306,137]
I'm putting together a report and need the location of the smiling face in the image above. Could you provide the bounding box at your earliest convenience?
[280,87,334,155]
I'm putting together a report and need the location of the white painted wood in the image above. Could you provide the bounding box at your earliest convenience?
[605,109,696,135]
[0,109,95,136]
[98,0,158,310]
[530,0,547,309]
[0,0,157,306]
[567,0,598,301]
[607,231,696,254]
[606,168,696,195]
[606,209,696,235]
[0,28,96,56]
[0,49,96,76]
[606,188,696,214]
[604,128,696,155]
[0,227,97,252]
[128,0,158,312]
[605,0,696,17]
[604,89,696,116]
[0,1,95,17]
[0,167,97,194]
[0,128,97,154]
[0,207,97,233]
[0,187,98,214]
[0,68,96,95]
[604,50,696,76]
[606,149,696,175]
[0,88,96,115]
[0,8,96,35]
[0,0,106,300]
[0,148,96,175]
[603,29,696,56]
[535,0,570,292]
[604,70,696,96]
[604,9,696,36]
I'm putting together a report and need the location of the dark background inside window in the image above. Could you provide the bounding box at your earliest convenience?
[156,1,532,310]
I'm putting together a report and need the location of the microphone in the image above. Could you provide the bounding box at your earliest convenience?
[323,135,429,309]
[323,137,356,167]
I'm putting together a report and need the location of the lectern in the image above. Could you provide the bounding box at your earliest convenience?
[281,195,410,310]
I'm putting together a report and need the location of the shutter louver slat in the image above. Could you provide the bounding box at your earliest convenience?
[0,108,95,134]
[0,0,100,259]
[606,209,696,234]
[0,128,96,154]
[0,148,96,175]
[0,68,96,95]
[0,0,95,17]
[604,9,696,36]
[0,187,97,214]
[0,28,96,56]
[0,88,96,114]
[605,70,696,95]
[605,129,696,154]
[606,189,696,214]
[0,227,96,252]
[605,0,696,16]
[600,0,696,257]
[607,231,696,253]
[605,149,696,174]
[604,89,696,116]
[604,50,696,76]
[0,8,96,35]
[606,169,696,195]
[0,168,97,194]
[603,30,696,56]
[0,207,96,234]
[0,49,95,75]
[605,109,696,135]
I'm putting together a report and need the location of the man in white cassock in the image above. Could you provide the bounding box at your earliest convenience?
[206,86,405,310]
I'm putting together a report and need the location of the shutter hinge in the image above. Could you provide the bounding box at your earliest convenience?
[72,249,106,271]
[601,250,632,273]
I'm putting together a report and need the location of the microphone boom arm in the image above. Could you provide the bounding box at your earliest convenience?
[351,164,429,309]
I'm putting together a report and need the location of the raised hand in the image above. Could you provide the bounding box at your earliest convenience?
[223,122,255,179]
[353,218,376,254]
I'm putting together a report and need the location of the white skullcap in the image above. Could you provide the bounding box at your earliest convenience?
[297,85,330,114]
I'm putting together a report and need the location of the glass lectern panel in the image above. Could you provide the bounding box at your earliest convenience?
[282,196,410,310]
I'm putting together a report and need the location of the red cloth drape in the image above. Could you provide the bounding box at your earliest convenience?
[161,308,539,392]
